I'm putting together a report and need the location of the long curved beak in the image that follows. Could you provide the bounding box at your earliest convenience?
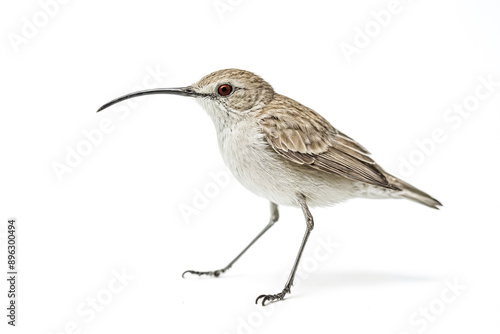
[97,87,200,112]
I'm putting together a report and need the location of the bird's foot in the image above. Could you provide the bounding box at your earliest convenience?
[182,268,227,278]
[255,286,291,306]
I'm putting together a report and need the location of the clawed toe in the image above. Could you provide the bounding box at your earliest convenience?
[182,269,225,278]
[255,287,290,306]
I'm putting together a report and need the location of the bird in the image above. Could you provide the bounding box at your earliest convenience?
[97,68,441,305]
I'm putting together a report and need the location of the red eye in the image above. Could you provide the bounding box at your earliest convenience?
[218,84,232,96]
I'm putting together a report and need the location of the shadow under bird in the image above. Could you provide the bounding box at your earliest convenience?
[97,68,442,305]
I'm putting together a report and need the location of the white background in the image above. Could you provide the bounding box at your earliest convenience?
[1,0,499,333]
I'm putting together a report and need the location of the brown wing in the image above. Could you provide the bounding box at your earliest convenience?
[258,94,398,190]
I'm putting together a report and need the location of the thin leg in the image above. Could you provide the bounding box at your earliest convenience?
[182,202,279,278]
[255,194,314,306]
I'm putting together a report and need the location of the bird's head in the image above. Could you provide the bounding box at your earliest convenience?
[97,69,275,124]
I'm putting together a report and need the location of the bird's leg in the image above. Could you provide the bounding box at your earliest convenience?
[255,194,314,306]
[182,202,279,278]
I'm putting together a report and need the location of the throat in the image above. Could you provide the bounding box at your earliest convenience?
[197,98,240,133]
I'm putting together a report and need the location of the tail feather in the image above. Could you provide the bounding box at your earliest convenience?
[387,175,442,209]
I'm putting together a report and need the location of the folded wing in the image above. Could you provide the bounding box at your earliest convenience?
[258,95,399,190]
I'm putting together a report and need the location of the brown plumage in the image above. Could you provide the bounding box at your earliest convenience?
[258,94,399,190]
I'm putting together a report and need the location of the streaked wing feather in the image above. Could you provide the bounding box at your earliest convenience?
[259,97,397,189]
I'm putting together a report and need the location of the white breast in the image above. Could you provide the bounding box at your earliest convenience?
[198,99,363,208]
